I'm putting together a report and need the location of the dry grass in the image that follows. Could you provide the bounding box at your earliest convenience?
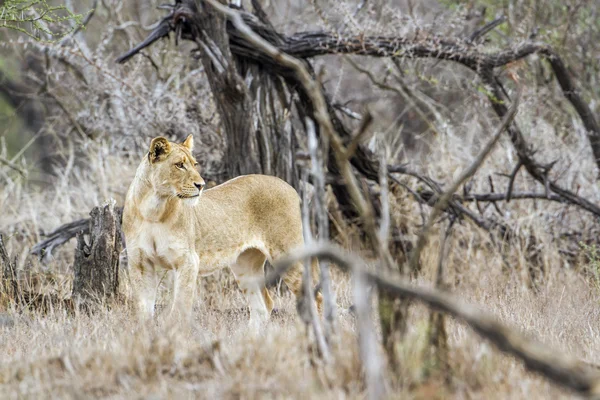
[1,0,599,398]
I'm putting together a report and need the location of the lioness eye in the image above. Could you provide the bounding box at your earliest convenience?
[175,162,185,169]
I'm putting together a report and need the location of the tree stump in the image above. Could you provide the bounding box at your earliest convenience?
[72,201,122,305]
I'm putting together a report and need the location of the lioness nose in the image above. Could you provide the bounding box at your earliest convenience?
[194,181,205,190]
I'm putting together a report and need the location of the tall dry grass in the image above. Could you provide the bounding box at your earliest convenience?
[1,128,598,398]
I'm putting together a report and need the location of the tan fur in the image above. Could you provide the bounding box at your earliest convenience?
[123,135,316,324]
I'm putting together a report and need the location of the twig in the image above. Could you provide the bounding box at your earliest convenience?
[435,220,454,288]
[466,15,507,43]
[462,191,566,203]
[267,243,600,397]
[345,111,374,159]
[345,57,439,137]
[378,142,390,247]
[506,160,523,202]
[0,157,26,177]
[59,0,98,46]
[488,175,504,215]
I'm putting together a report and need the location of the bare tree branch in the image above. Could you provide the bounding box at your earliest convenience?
[307,118,337,335]
[300,169,331,362]
[30,218,90,260]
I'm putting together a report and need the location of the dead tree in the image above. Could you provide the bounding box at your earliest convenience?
[72,202,122,305]
[116,1,600,219]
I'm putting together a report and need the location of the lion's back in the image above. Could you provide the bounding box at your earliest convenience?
[201,174,302,248]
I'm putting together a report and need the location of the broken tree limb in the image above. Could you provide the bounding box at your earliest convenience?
[31,218,90,260]
[267,242,600,397]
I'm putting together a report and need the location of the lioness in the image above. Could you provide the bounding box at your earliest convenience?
[123,135,316,324]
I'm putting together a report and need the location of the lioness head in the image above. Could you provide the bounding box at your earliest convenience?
[147,134,205,206]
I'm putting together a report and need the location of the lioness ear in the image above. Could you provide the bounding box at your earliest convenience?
[148,137,172,163]
[182,134,194,151]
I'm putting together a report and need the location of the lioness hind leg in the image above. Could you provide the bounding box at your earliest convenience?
[281,259,323,313]
[230,248,271,325]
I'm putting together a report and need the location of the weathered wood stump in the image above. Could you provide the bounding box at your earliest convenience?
[72,201,122,305]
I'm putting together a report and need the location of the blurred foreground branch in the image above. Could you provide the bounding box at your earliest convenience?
[267,243,600,397]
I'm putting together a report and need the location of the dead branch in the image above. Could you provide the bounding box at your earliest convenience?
[307,118,336,335]
[461,191,566,204]
[267,243,600,397]
[0,156,26,177]
[300,168,331,362]
[479,71,600,216]
[506,161,523,202]
[30,218,91,260]
[466,15,506,43]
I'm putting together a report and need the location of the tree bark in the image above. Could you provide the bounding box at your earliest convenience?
[72,202,122,304]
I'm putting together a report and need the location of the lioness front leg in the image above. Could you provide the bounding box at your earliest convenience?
[130,262,159,321]
[169,255,200,323]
